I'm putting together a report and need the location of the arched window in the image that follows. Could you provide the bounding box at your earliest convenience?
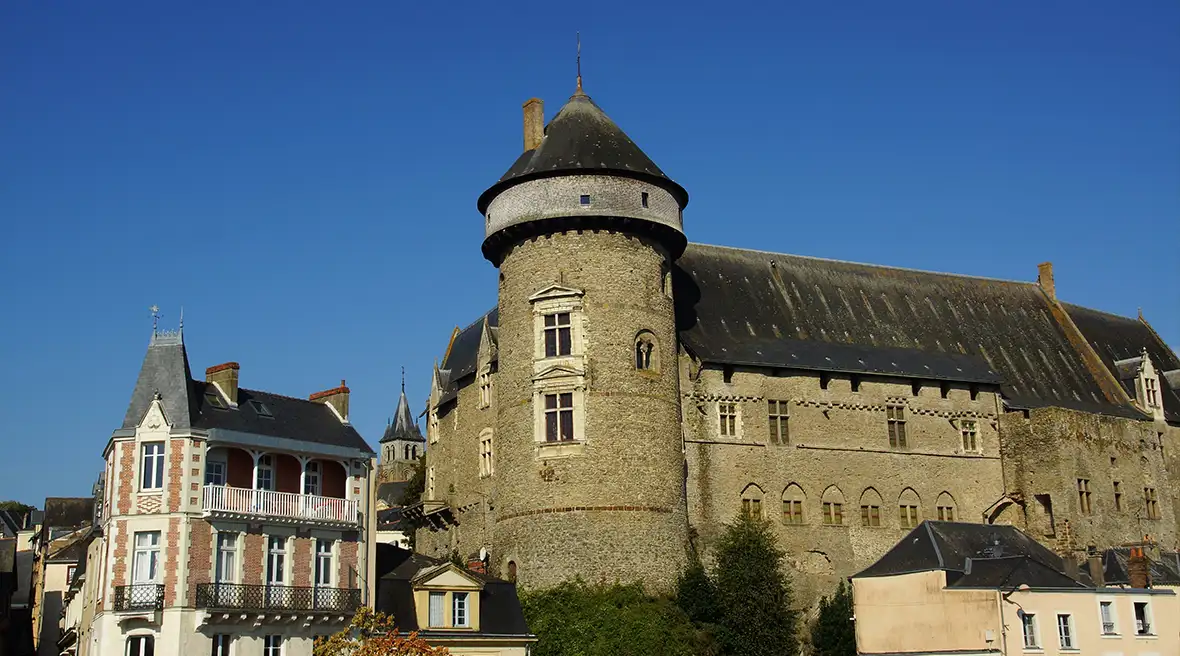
[741,484,764,519]
[635,331,658,372]
[859,488,884,527]
[936,492,956,521]
[899,488,922,529]
[412,446,418,459]
[403,444,410,460]
[821,486,845,525]
[782,484,805,525]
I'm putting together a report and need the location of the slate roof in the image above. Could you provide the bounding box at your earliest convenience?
[41,499,93,530]
[375,544,532,638]
[854,521,1081,590]
[1101,548,1180,587]
[376,507,403,530]
[0,510,30,538]
[675,244,1151,418]
[1064,303,1180,423]
[376,482,408,509]
[477,92,688,214]
[121,332,373,455]
[381,389,424,444]
[437,309,498,406]
[0,539,13,577]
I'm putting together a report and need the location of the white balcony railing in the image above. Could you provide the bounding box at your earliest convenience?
[202,485,359,526]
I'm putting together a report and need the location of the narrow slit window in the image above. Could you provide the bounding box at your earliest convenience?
[641,191,649,208]
[887,405,907,448]
[579,194,591,206]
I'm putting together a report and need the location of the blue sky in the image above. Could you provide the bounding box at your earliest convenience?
[2,2,1177,505]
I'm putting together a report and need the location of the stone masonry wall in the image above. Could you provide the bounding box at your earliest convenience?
[683,358,1006,605]
[999,406,1177,554]
[492,230,688,592]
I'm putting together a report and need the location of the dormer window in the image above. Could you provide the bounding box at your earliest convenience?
[453,592,470,627]
[428,591,445,627]
[1145,377,1159,407]
[249,400,273,418]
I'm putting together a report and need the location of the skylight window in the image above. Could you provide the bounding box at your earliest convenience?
[249,400,273,419]
[204,389,226,409]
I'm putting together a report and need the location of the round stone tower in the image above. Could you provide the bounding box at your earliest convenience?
[478,85,689,591]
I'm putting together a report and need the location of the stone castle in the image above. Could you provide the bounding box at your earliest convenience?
[395,79,1180,600]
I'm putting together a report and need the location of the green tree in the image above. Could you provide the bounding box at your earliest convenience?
[522,580,716,656]
[676,554,718,626]
[810,581,855,656]
[711,512,798,656]
[313,606,448,656]
[0,501,34,515]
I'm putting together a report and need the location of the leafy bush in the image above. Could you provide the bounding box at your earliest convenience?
[810,581,855,656]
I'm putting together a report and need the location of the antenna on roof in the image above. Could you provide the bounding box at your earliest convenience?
[150,305,160,334]
[575,32,584,95]
[401,366,406,394]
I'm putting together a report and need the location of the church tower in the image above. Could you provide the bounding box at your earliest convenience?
[478,82,690,590]
[377,378,425,484]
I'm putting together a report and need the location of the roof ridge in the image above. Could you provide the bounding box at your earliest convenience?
[239,386,328,405]
[1060,301,1144,325]
[687,242,1040,287]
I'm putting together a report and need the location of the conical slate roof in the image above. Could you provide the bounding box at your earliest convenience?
[477,91,688,213]
[122,331,196,430]
[381,388,424,444]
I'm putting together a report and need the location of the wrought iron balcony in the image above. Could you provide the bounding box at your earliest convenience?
[202,485,359,526]
[113,584,164,611]
[195,583,361,614]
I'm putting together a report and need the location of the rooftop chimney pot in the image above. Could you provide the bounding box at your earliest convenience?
[205,362,240,406]
[1037,262,1055,300]
[523,98,544,151]
[310,380,350,423]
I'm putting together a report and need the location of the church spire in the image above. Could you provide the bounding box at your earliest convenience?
[380,369,425,444]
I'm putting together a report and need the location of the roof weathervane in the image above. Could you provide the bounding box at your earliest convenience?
[150,305,161,334]
[575,32,583,94]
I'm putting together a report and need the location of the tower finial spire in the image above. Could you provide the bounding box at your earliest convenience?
[401,366,405,394]
[575,32,583,95]
[150,305,160,335]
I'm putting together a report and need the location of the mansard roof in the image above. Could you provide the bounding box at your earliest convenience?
[1064,303,1180,423]
[381,389,424,444]
[477,92,687,213]
[120,332,373,454]
[674,243,1158,419]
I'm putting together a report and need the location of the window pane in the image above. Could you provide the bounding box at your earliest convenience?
[560,393,572,407]
[558,327,571,355]
[560,409,574,440]
[428,592,445,627]
[545,394,557,410]
[545,411,557,442]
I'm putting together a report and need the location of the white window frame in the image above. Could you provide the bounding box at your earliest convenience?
[132,531,161,584]
[314,539,333,588]
[1133,600,1153,636]
[304,461,321,496]
[453,591,470,628]
[1097,598,1118,635]
[428,591,445,627]
[1056,613,1075,650]
[215,532,238,584]
[256,455,274,491]
[211,634,231,656]
[1021,612,1039,649]
[140,442,165,491]
[263,635,282,656]
[126,635,154,656]
[266,536,286,586]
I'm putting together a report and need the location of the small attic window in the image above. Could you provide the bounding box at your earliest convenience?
[579,194,591,206]
[204,389,226,409]
[641,192,649,208]
[249,400,273,419]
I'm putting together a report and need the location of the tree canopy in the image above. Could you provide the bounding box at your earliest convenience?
[810,581,855,656]
[312,607,448,656]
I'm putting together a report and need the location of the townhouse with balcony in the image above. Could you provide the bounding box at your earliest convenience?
[87,327,376,656]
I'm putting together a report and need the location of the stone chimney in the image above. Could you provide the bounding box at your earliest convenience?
[1128,546,1151,589]
[523,98,544,151]
[1037,262,1055,300]
[1088,553,1105,587]
[310,379,350,423]
[206,362,240,406]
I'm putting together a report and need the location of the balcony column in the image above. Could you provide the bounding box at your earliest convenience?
[250,450,263,511]
[297,456,311,519]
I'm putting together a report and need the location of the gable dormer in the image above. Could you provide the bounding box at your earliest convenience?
[411,563,484,631]
[1115,349,1165,421]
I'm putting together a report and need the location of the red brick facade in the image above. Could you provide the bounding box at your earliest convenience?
[337,538,358,590]
[116,443,134,516]
[163,517,181,605]
[186,520,213,605]
[167,438,185,512]
[292,536,313,587]
[243,528,264,585]
[111,519,128,589]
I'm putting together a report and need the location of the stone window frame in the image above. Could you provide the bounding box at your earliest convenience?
[428,410,439,445]
[886,404,907,449]
[426,466,436,501]
[478,428,494,478]
[634,330,659,373]
[959,419,979,453]
[529,285,589,459]
[1144,487,1160,520]
[767,400,789,445]
[859,488,884,527]
[1113,481,1122,511]
[718,401,740,439]
[935,491,957,521]
[821,485,846,526]
[898,487,921,529]
[529,285,585,362]
[477,366,493,410]
[1077,478,1092,515]
[782,484,805,525]
[740,484,764,520]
